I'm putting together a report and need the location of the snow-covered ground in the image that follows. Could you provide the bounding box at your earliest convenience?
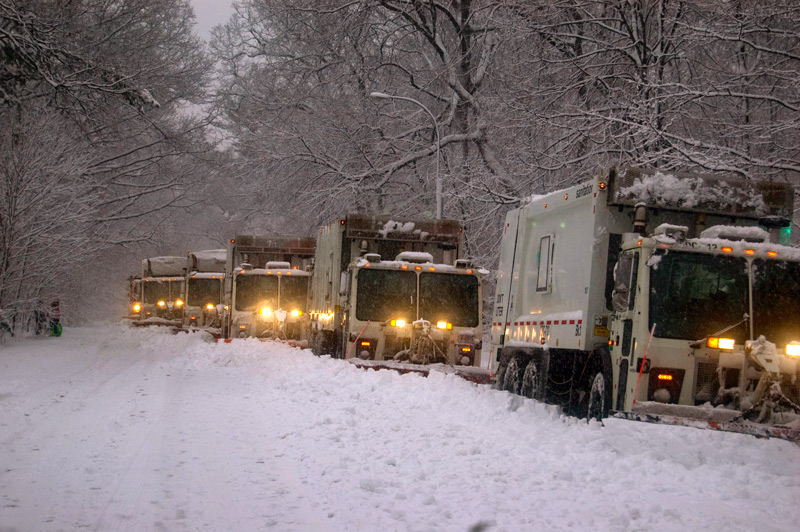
[1,325,799,532]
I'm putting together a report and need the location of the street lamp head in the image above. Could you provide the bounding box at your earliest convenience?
[369,91,392,100]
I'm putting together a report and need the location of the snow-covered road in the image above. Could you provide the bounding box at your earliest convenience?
[1,325,799,531]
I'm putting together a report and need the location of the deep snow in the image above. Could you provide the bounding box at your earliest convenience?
[1,325,799,531]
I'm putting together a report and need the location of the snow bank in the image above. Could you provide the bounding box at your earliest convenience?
[1,325,798,531]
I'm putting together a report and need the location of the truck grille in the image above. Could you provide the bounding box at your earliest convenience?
[694,362,718,403]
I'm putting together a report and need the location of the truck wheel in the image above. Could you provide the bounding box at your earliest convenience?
[311,331,328,356]
[520,360,538,399]
[503,356,524,394]
[587,372,607,421]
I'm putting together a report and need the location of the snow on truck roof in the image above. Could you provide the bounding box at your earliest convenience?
[610,167,794,219]
[523,167,794,221]
[145,256,188,276]
[342,214,462,243]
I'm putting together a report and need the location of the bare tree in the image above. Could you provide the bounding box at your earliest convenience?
[0,0,217,332]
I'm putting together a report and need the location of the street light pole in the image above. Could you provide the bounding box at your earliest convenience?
[369,91,442,220]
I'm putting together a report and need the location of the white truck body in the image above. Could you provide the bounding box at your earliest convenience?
[131,256,189,323]
[183,249,226,332]
[308,214,483,367]
[223,236,315,340]
[492,167,800,428]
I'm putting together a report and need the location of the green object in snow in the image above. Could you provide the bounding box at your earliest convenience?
[50,323,63,337]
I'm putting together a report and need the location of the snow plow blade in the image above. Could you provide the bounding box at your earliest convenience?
[613,409,800,442]
[348,359,492,385]
[215,337,309,349]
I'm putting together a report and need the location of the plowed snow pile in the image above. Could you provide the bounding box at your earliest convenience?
[1,325,799,531]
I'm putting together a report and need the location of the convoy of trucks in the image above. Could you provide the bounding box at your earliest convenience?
[490,167,800,436]
[125,166,800,440]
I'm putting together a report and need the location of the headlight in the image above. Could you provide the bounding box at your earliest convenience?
[290,309,303,317]
[157,300,166,307]
[175,299,184,307]
[707,337,735,350]
[258,307,272,317]
[205,303,215,311]
[132,303,141,313]
[390,319,406,328]
[436,321,452,330]
[786,342,800,357]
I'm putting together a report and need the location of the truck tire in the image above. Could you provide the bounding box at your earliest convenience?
[502,356,524,394]
[587,371,608,421]
[312,331,331,356]
[520,360,539,399]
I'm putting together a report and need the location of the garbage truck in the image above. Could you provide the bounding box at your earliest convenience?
[491,167,800,439]
[223,236,315,341]
[308,214,485,377]
[182,249,226,335]
[129,256,188,326]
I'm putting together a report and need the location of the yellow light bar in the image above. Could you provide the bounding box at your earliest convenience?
[436,321,452,330]
[460,346,472,353]
[360,340,371,347]
[768,250,778,258]
[745,249,755,255]
[786,343,800,357]
[239,325,246,329]
[290,309,303,317]
[657,374,673,381]
[707,337,735,350]
[390,319,406,328]
[721,246,733,253]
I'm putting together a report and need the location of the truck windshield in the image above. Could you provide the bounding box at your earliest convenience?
[143,280,170,303]
[187,278,221,306]
[235,274,278,311]
[420,273,479,327]
[752,259,800,348]
[280,276,309,311]
[649,251,748,342]
[356,269,416,322]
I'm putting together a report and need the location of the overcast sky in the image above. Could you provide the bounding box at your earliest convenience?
[191,0,235,38]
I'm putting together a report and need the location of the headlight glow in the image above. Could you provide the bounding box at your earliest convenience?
[259,307,272,317]
[132,303,141,313]
[390,319,406,328]
[206,303,215,311]
[157,300,166,307]
[175,299,184,307]
[786,342,800,357]
[436,321,452,330]
[290,309,303,317]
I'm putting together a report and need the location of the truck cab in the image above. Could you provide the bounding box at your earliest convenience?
[609,223,800,416]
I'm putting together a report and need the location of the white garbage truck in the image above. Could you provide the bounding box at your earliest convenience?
[182,249,226,335]
[223,236,315,341]
[129,256,188,326]
[308,214,486,379]
[491,167,800,439]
